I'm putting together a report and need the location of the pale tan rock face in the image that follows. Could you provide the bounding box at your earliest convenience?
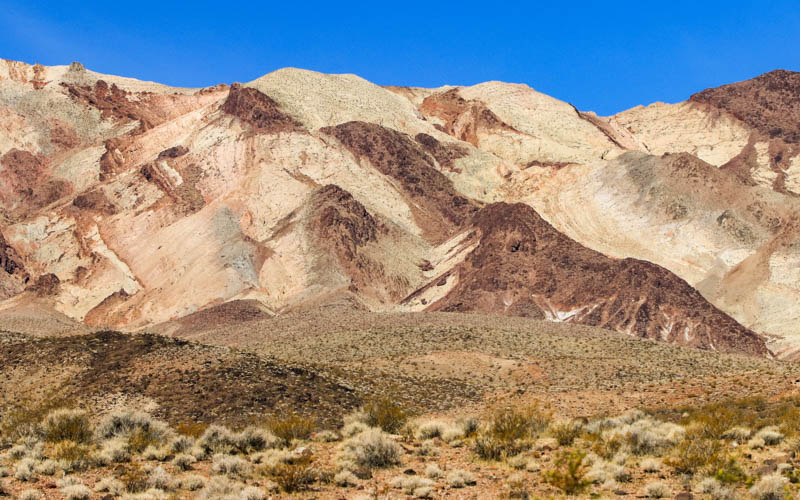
[0,57,797,357]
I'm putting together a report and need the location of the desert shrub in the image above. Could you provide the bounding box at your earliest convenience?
[712,457,747,484]
[643,481,670,498]
[606,418,685,455]
[339,428,402,469]
[53,440,93,472]
[722,426,752,442]
[341,421,370,438]
[61,484,92,500]
[415,439,438,456]
[241,485,267,500]
[36,459,61,476]
[314,430,340,442]
[415,420,447,440]
[41,409,93,444]
[543,450,590,496]
[0,395,70,444]
[15,458,36,481]
[19,489,42,500]
[142,445,172,461]
[197,476,244,499]
[754,426,785,446]
[175,421,207,438]
[172,453,196,470]
[507,455,528,470]
[586,459,629,483]
[458,416,479,437]
[97,437,131,464]
[266,412,316,443]
[665,430,722,475]
[174,474,205,491]
[56,476,82,488]
[96,409,172,444]
[550,419,583,446]
[425,463,443,478]
[334,469,358,486]
[211,453,250,477]
[749,474,790,500]
[9,444,27,459]
[235,426,280,453]
[95,477,125,495]
[267,454,316,493]
[507,472,530,499]
[148,466,171,490]
[698,477,736,499]
[169,434,194,454]
[447,469,475,488]
[122,462,149,493]
[641,458,661,473]
[362,395,410,434]
[473,405,549,461]
[197,425,238,454]
[441,426,465,443]
[391,475,435,495]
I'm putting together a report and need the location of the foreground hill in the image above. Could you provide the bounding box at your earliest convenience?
[2,59,799,356]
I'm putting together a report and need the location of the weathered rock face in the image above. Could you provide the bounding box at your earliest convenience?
[1,57,794,357]
[420,203,768,356]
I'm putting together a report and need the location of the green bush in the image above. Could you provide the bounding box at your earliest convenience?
[543,450,590,496]
[362,395,410,434]
[266,412,316,442]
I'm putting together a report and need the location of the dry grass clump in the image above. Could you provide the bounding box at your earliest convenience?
[586,458,629,484]
[97,437,131,464]
[425,463,443,478]
[196,476,245,500]
[605,416,685,456]
[19,489,42,500]
[339,428,402,469]
[473,405,550,461]
[15,458,36,481]
[446,468,475,488]
[53,440,93,472]
[147,466,171,490]
[211,453,250,477]
[172,452,197,470]
[36,458,61,476]
[549,419,583,446]
[749,474,790,500]
[95,477,125,495]
[640,457,661,472]
[265,412,316,443]
[643,481,670,498]
[95,409,173,454]
[174,474,205,491]
[753,425,784,446]
[265,453,317,493]
[664,424,723,475]
[698,477,735,500]
[61,484,92,500]
[333,469,358,486]
[391,475,434,496]
[41,409,93,444]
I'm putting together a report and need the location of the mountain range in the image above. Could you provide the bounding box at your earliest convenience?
[2,58,799,358]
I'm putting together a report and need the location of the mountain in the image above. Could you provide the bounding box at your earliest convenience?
[2,59,797,357]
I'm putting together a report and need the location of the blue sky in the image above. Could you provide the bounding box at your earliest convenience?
[2,1,799,115]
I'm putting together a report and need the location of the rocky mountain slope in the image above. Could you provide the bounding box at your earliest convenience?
[1,58,798,357]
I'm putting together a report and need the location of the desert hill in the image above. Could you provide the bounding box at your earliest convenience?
[2,59,800,356]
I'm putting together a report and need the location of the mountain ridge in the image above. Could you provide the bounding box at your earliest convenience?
[2,57,799,357]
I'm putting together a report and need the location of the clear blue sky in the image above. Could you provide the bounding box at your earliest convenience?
[2,1,799,115]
